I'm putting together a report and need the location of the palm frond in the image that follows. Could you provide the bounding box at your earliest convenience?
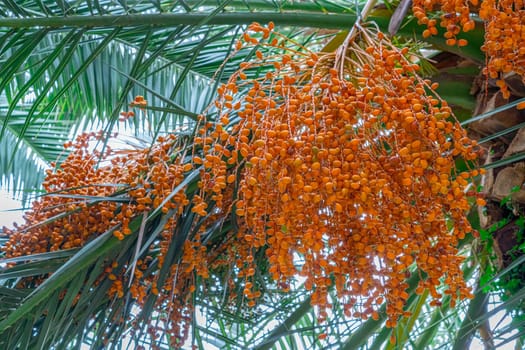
[4,2,525,350]
[0,0,357,201]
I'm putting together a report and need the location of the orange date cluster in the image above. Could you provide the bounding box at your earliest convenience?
[2,131,203,347]
[412,0,525,98]
[194,23,481,327]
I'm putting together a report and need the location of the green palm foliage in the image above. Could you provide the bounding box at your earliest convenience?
[1,0,524,349]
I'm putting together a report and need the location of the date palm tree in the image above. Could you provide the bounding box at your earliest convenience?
[1,1,524,349]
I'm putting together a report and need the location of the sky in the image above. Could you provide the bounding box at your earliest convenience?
[0,188,24,229]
